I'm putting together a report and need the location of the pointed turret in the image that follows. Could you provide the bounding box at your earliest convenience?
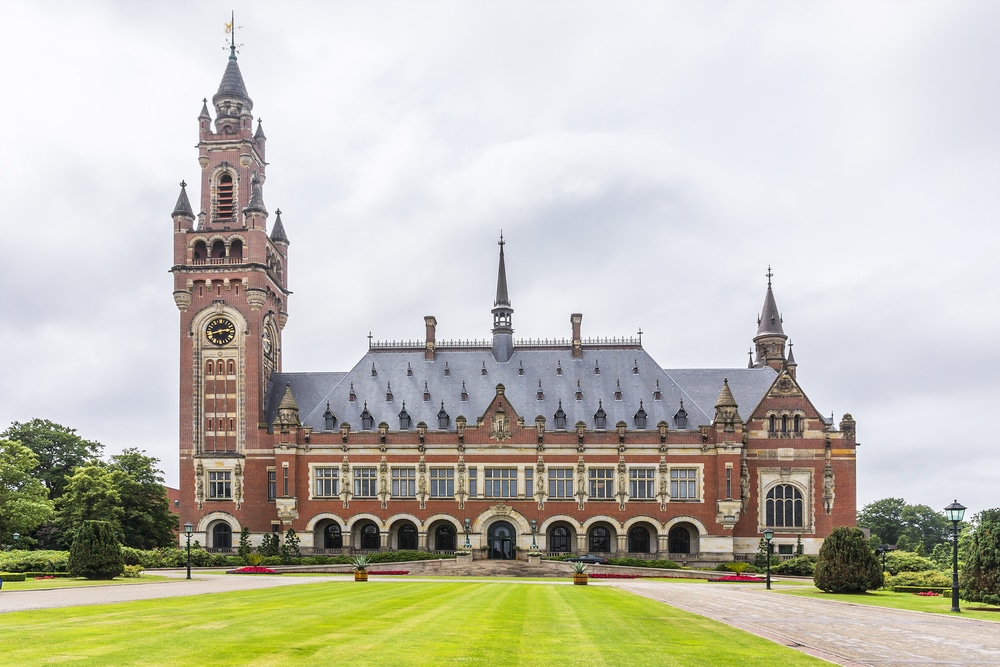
[753,267,789,371]
[271,208,289,245]
[172,181,195,222]
[491,233,514,362]
[212,44,253,131]
[785,340,797,379]
[244,174,267,214]
[276,382,300,428]
[713,378,742,433]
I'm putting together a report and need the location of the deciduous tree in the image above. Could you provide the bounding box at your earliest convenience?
[960,509,1000,607]
[0,439,54,544]
[108,449,176,549]
[1,419,102,500]
[55,464,122,548]
[857,497,951,553]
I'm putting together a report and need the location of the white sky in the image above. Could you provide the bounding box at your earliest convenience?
[1,0,997,518]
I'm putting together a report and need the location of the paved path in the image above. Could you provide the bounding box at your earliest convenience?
[615,580,1000,667]
[3,573,999,666]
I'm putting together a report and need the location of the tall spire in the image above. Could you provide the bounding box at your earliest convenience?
[491,233,514,363]
[213,14,253,126]
[172,181,194,219]
[753,266,788,371]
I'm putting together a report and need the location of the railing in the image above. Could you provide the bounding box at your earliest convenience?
[369,336,641,351]
[190,258,244,266]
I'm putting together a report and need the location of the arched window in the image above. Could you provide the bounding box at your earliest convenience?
[769,415,776,434]
[634,402,647,430]
[781,415,788,433]
[193,240,207,261]
[360,404,373,431]
[324,524,343,549]
[398,404,411,430]
[668,526,690,554]
[766,484,804,528]
[212,523,232,550]
[437,403,450,430]
[229,239,243,261]
[211,240,226,259]
[554,402,567,430]
[628,526,650,553]
[217,174,234,218]
[589,526,611,553]
[398,524,417,550]
[206,360,214,374]
[435,524,456,551]
[594,402,607,430]
[550,526,571,552]
[227,360,235,375]
[360,523,380,550]
[793,415,801,433]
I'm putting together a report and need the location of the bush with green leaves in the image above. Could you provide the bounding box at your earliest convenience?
[68,520,124,580]
[772,555,816,577]
[259,533,280,557]
[281,529,302,564]
[606,558,681,570]
[122,564,144,578]
[813,527,883,593]
[238,527,253,564]
[0,550,69,573]
[885,569,950,590]
[883,551,940,575]
[960,508,1000,607]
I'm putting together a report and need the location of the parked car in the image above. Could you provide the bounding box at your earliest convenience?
[566,554,608,564]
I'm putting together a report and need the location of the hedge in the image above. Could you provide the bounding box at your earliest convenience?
[0,572,26,582]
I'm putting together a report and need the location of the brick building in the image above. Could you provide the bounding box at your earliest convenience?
[171,47,858,564]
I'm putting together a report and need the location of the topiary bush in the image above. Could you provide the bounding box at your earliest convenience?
[68,521,125,580]
[814,527,883,593]
[0,550,69,573]
[885,569,950,591]
[772,555,817,577]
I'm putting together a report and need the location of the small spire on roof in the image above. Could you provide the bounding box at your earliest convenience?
[270,208,289,244]
[172,181,194,218]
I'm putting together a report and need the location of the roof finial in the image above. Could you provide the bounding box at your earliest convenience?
[498,230,505,248]
[766,265,773,287]
[225,11,239,60]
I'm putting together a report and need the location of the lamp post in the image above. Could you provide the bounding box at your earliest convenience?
[763,528,774,590]
[530,519,538,550]
[11,533,19,550]
[944,500,966,613]
[184,522,194,580]
[463,518,471,549]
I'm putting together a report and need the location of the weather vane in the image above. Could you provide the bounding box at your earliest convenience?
[224,12,243,56]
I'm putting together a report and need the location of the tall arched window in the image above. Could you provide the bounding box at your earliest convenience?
[668,526,690,553]
[229,239,243,261]
[550,526,571,552]
[398,524,417,550]
[766,484,804,529]
[360,523,380,550]
[212,523,232,550]
[589,526,611,553]
[217,174,234,218]
[628,526,650,553]
[435,524,456,551]
[324,524,343,549]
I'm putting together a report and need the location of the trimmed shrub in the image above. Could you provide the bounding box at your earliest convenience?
[0,550,69,573]
[772,556,816,577]
[607,558,681,570]
[122,564,144,578]
[883,551,940,575]
[68,521,124,580]
[885,569,950,591]
[814,527,883,593]
[0,572,27,582]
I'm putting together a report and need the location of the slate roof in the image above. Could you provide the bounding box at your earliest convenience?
[213,50,253,112]
[264,347,779,434]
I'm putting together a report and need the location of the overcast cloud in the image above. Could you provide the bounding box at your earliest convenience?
[1,1,997,517]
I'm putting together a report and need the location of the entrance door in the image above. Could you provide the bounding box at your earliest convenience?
[487,521,516,560]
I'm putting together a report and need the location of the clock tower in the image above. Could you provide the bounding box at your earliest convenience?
[171,43,289,523]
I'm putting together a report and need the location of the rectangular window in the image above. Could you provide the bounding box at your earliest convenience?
[589,468,614,499]
[484,468,517,498]
[208,470,231,499]
[549,468,574,499]
[430,468,454,498]
[670,468,698,500]
[726,466,732,499]
[469,467,477,497]
[391,467,416,498]
[267,468,276,500]
[629,468,655,499]
[524,467,533,498]
[314,467,339,498]
[778,544,794,555]
[283,466,289,497]
[353,467,377,498]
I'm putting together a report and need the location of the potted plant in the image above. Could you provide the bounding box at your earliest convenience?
[454,549,472,563]
[527,551,543,565]
[350,555,371,582]
[572,561,589,585]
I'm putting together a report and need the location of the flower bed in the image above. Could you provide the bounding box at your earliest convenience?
[231,566,278,574]
[914,590,941,596]
[589,573,643,579]
[369,570,409,576]
[711,575,763,582]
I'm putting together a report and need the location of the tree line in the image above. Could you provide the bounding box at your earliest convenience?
[0,419,176,550]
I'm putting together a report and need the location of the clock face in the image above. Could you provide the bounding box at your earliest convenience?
[206,317,236,346]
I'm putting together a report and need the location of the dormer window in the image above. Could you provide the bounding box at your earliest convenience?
[217,173,234,218]
[594,401,607,430]
[371,363,377,377]
[594,360,600,374]
[423,381,430,402]
[576,379,583,401]
[654,379,662,401]
[634,400,647,430]
[614,380,622,401]
[407,363,413,377]
[437,402,450,430]
[360,403,374,430]
[461,381,468,402]
[481,361,487,376]
[556,361,562,376]
[444,362,450,377]
[674,401,688,430]
[554,401,567,430]
[518,361,524,376]
[386,382,393,403]
[399,402,411,430]
[349,383,356,403]
[537,381,544,401]
[632,359,639,375]
[323,403,336,430]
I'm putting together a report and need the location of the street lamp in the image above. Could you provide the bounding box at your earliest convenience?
[944,500,966,613]
[763,528,774,590]
[530,519,538,550]
[11,533,19,550]
[184,522,194,580]
[463,518,471,549]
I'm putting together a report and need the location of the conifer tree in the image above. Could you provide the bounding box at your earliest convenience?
[814,526,883,593]
[960,509,1000,606]
[68,520,124,580]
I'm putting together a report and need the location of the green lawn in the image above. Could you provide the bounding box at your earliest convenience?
[3,580,829,666]
[0,574,173,590]
[779,586,1000,622]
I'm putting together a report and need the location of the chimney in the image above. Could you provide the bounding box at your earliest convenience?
[571,313,583,358]
[424,315,437,361]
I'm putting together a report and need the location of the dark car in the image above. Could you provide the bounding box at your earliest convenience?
[566,554,608,564]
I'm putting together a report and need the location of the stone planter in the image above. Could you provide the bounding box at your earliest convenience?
[456,553,473,564]
[573,573,589,586]
[354,570,368,582]
[527,554,541,565]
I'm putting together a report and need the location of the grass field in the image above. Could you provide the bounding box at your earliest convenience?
[779,587,1000,622]
[3,580,829,666]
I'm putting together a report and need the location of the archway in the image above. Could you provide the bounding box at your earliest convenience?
[588,524,615,554]
[358,522,380,550]
[628,526,651,554]
[397,523,418,551]
[668,525,692,554]
[548,523,573,553]
[434,523,456,551]
[211,523,232,550]
[487,520,516,560]
[324,523,343,549]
